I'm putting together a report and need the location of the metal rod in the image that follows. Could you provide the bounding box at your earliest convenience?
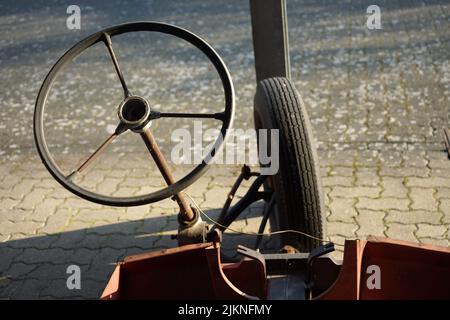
[254,194,276,249]
[209,165,258,235]
[444,128,450,159]
[249,0,291,82]
[103,32,131,98]
[218,173,245,223]
[153,111,225,121]
[216,175,268,232]
[140,127,194,221]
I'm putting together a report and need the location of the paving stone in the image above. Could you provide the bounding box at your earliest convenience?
[355,210,385,237]
[39,278,102,299]
[0,175,21,191]
[378,150,402,167]
[402,151,428,167]
[355,168,380,187]
[321,151,356,166]
[29,198,65,222]
[416,224,447,239]
[51,232,87,249]
[0,247,23,273]
[385,223,417,243]
[356,197,410,211]
[60,198,100,210]
[152,197,179,210]
[327,222,358,238]
[2,262,37,283]
[441,199,450,224]
[202,186,229,209]
[386,210,442,225]
[135,215,169,235]
[436,188,450,199]
[88,220,140,236]
[427,152,450,169]
[47,188,73,200]
[121,177,162,188]
[63,220,93,232]
[5,234,58,250]
[322,176,353,187]
[73,234,107,250]
[101,234,154,250]
[328,198,357,223]
[184,177,211,198]
[14,247,92,267]
[0,208,28,223]
[119,206,148,221]
[410,188,438,211]
[430,168,450,178]
[407,177,450,188]
[89,247,125,268]
[355,150,379,167]
[26,263,73,281]
[112,186,140,197]
[14,248,76,265]
[9,179,40,199]
[329,186,381,198]
[16,188,52,210]
[0,198,21,211]
[0,234,10,243]
[0,220,43,236]
[8,279,45,299]
[38,178,59,189]
[78,171,106,190]
[37,209,72,235]
[381,167,430,178]
[381,177,408,198]
[328,166,354,177]
[73,208,122,223]
[419,238,450,247]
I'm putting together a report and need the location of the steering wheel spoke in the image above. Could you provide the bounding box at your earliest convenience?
[150,110,225,121]
[103,32,131,98]
[66,123,126,180]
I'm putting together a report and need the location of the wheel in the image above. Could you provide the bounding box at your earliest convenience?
[34,22,235,207]
[253,77,326,251]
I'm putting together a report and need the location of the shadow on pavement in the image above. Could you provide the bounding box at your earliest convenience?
[0,206,269,299]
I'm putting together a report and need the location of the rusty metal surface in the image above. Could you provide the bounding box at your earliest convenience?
[100,243,266,300]
[360,236,450,300]
[103,237,450,300]
[141,127,194,221]
[317,240,365,300]
[318,237,450,300]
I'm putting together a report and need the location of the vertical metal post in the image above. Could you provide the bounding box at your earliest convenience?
[249,0,291,83]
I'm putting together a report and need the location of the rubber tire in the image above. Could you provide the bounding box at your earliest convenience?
[253,77,326,251]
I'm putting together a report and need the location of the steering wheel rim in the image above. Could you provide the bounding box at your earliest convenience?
[34,21,235,207]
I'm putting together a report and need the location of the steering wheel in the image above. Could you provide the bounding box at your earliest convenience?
[34,22,235,209]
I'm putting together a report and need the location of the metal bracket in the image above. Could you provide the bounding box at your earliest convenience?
[233,244,340,300]
[237,245,267,274]
[305,243,335,299]
[443,128,450,160]
[250,0,291,82]
[176,207,209,245]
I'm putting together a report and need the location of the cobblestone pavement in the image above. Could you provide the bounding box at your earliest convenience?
[1,0,450,299]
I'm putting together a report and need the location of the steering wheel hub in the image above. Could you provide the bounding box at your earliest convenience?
[118,95,151,131]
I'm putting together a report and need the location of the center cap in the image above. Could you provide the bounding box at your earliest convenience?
[118,95,151,130]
